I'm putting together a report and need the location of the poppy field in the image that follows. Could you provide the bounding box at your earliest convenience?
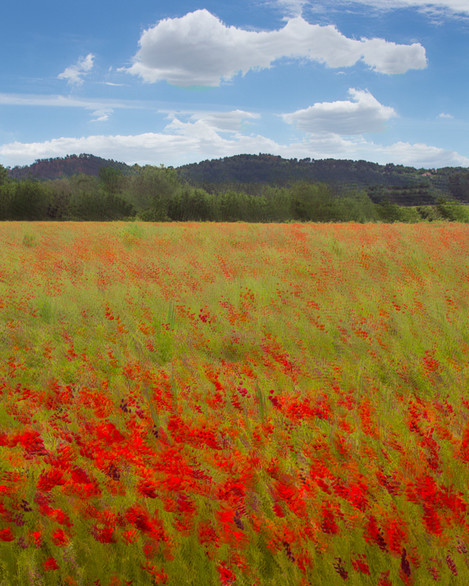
[0,220,468,585]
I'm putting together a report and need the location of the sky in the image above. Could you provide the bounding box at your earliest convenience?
[1,0,468,170]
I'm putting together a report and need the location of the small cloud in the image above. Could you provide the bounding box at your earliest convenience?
[282,89,396,135]
[58,53,95,86]
[438,112,454,119]
[104,82,125,87]
[181,109,260,132]
[330,0,469,17]
[273,0,308,17]
[90,108,113,122]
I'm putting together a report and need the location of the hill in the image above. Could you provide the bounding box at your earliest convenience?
[7,154,133,180]
[5,153,469,206]
[178,154,469,205]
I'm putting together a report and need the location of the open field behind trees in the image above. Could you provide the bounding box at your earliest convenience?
[0,221,468,584]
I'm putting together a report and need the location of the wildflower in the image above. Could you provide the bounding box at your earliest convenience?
[52,528,69,547]
[198,522,219,547]
[364,515,386,551]
[0,528,15,541]
[217,562,237,585]
[37,467,66,492]
[400,548,411,577]
[321,502,339,535]
[351,553,370,575]
[43,556,59,571]
[138,479,157,499]
[446,553,458,576]
[333,557,348,580]
[16,536,28,549]
[29,530,42,548]
[378,570,392,586]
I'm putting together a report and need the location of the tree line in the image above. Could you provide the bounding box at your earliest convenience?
[0,164,468,223]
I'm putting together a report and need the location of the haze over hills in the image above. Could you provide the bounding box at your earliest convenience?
[6,153,469,206]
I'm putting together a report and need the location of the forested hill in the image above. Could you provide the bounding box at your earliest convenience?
[178,154,469,205]
[179,154,422,187]
[6,153,469,204]
[8,154,133,180]
[178,154,457,191]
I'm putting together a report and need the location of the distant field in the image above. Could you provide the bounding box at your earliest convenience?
[0,221,468,585]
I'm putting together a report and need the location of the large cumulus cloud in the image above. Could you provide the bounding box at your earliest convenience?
[126,10,427,87]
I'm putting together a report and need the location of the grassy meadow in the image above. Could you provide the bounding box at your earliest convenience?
[0,220,468,585]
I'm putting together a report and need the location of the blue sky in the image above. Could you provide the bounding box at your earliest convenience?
[1,0,468,169]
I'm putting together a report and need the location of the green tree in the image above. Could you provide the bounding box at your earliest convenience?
[397,206,422,223]
[128,166,181,220]
[289,182,337,222]
[334,191,379,223]
[219,190,250,222]
[45,178,74,220]
[0,164,8,186]
[0,182,14,220]
[375,198,402,223]
[436,196,469,222]
[9,180,51,220]
[263,186,291,222]
[99,167,125,196]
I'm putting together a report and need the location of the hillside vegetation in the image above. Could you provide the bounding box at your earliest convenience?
[2,155,469,223]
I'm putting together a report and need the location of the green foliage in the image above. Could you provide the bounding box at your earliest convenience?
[1,159,469,223]
[167,187,214,221]
[263,186,291,222]
[99,166,125,196]
[22,232,38,247]
[128,165,181,217]
[395,205,422,223]
[0,182,14,220]
[8,180,51,220]
[137,207,171,222]
[436,197,469,222]
[415,205,442,222]
[289,182,342,222]
[0,164,8,186]
[333,190,379,223]
[375,198,402,223]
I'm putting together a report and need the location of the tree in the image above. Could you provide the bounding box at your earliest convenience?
[334,191,379,223]
[375,198,402,223]
[436,196,469,222]
[263,186,291,222]
[0,164,8,186]
[128,166,181,220]
[9,180,51,220]
[99,166,124,196]
[289,182,337,222]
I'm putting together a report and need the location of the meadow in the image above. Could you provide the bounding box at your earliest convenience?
[0,220,468,585]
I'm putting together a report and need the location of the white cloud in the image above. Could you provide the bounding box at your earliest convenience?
[2,121,467,170]
[313,0,469,16]
[438,112,454,119]
[374,141,469,167]
[274,0,309,16]
[58,54,95,86]
[126,10,426,86]
[90,109,113,122]
[0,93,154,123]
[165,109,260,132]
[282,89,396,134]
